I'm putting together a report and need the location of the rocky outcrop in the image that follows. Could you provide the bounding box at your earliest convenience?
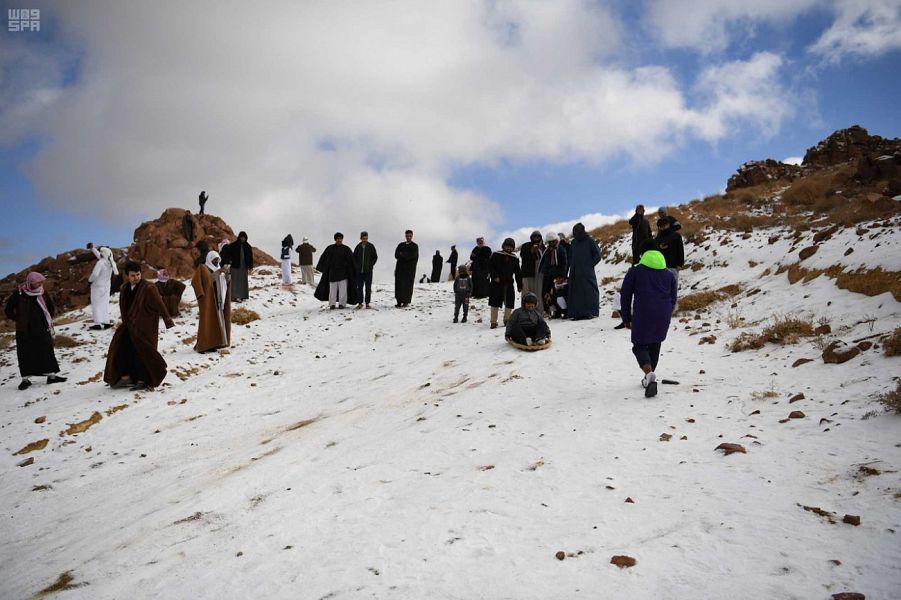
[726,159,803,192]
[803,125,900,169]
[0,209,276,314]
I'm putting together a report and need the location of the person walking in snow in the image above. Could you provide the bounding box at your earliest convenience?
[446,245,458,281]
[226,232,253,302]
[198,191,208,215]
[104,262,174,391]
[296,237,316,286]
[280,234,294,284]
[394,230,419,307]
[566,223,600,320]
[520,230,545,312]
[4,272,67,390]
[452,265,472,323]
[629,204,652,265]
[619,241,677,398]
[192,251,232,353]
[469,237,492,299]
[655,217,685,311]
[488,237,522,329]
[505,292,550,346]
[315,232,357,309]
[87,243,118,330]
[353,231,378,308]
[431,250,443,283]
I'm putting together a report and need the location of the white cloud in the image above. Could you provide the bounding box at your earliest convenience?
[809,0,901,61]
[3,1,801,276]
[783,156,804,165]
[496,210,630,249]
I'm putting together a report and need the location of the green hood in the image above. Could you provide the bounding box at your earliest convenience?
[638,250,666,270]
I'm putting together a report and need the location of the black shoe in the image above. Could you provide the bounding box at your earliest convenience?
[111,378,131,389]
[614,322,626,330]
[645,381,658,398]
[461,316,467,323]
[18,379,31,391]
[103,323,114,329]
[47,375,67,385]
[89,324,103,331]
[396,303,402,308]
[453,317,458,323]
[129,382,148,391]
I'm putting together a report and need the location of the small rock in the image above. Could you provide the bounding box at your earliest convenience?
[789,393,805,403]
[823,341,861,364]
[843,247,854,256]
[842,514,861,526]
[832,593,865,600]
[659,433,672,442]
[610,555,636,569]
[17,457,35,467]
[555,551,566,561]
[715,443,746,455]
[799,245,819,260]
[788,411,805,419]
[34,416,46,424]
[856,341,872,351]
[624,497,635,503]
[792,358,814,368]
[814,324,831,335]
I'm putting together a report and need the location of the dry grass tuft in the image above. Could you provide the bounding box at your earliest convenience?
[232,307,261,326]
[677,284,742,313]
[54,334,83,348]
[878,381,901,413]
[728,315,815,352]
[0,334,13,351]
[782,168,844,206]
[884,328,901,357]
[784,263,901,301]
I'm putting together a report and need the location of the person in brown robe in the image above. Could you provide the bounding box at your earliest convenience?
[104,262,174,391]
[191,250,231,353]
[154,268,186,317]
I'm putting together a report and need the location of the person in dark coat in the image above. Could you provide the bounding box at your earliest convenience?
[620,243,677,398]
[446,245,458,281]
[394,230,419,307]
[657,206,682,232]
[431,251,443,283]
[566,223,601,320]
[505,292,550,346]
[655,218,685,310]
[182,210,196,242]
[539,232,568,314]
[452,265,472,323]
[520,230,545,312]
[227,231,253,302]
[296,238,316,286]
[629,204,651,265]
[199,191,208,215]
[104,262,175,391]
[488,237,522,329]
[557,233,572,265]
[314,233,358,309]
[353,231,378,308]
[469,238,492,299]
[193,240,211,268]
[4,272,66,390]
[155,269,186,318]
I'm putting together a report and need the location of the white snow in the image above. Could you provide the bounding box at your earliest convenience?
[1,218,900,599]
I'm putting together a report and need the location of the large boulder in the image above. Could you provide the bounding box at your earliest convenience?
[726,159,803,192]
[803,125,900,169]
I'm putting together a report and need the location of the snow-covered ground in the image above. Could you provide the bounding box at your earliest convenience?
[1,219,900,599]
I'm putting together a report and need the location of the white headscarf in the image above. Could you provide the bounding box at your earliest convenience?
[99,247,118,275]
[205,251,227,309]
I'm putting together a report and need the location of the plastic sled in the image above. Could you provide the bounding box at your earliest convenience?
[506,337,553,351]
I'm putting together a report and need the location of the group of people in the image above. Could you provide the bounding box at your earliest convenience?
[5,201,684,397]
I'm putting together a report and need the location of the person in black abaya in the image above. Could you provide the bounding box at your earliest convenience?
[446,245,458,281]
[394,230,419,307]
[431,251,443,282]
[469,237,492,299]
[567,222,601,320]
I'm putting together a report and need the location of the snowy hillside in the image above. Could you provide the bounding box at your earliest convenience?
[2,218,900,599]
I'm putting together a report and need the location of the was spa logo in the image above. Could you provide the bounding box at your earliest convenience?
[7,8,40,32]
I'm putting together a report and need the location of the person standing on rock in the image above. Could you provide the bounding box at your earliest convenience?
[619,241,677,398]
[469,237,492,299]
[431,250,443,283]
[104,262,174,391]
[446,245,458,281]
[87,243,118,330]
[280,234,294,285]
[394,230,419,307]
[296,238,316,286]
[629,205,652,265]
[226,232,253,303]
[353,231,377,309]
[199,191,208,215]
[539,232,567,313]
[520,230,545,313]
[566,223,600,320]
[4,272,67,390]
[315,233,357,309]
[488,237,522,329]
[155,268,186,318]
[182,210,196,242]
[192,251,231,352]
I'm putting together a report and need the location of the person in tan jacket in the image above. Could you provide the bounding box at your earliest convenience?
[191,251,232,353]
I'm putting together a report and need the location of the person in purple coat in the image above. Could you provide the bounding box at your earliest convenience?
[619,241,677,398]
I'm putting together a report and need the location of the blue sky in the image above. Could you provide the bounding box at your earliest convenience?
[1,1,900,277]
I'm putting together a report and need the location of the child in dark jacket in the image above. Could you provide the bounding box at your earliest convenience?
[453,266,472,323]
[506,292,550,345]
